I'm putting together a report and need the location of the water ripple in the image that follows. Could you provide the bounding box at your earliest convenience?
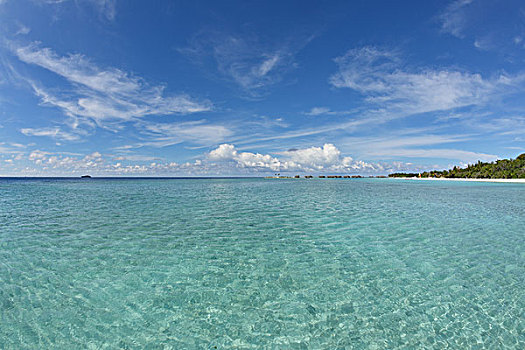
[0,178,523,348]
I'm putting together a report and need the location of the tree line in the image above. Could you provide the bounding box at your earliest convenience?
[389,153,525,179]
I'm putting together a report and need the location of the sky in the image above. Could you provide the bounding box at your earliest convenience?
[0,0,524,176]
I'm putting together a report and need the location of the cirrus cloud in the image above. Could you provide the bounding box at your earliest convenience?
[20,127,81,141]
[13,43,211,135]
[329,46,504,116]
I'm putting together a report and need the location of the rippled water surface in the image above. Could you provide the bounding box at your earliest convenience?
[0,178,524,348]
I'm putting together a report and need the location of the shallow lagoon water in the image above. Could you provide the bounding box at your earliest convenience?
[0,178,523,348]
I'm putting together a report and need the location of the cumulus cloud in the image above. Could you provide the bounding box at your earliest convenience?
[206,142,498,174]
[281,143,346,170]
[26,150,108,170]
[209,144,282,170]
[208,144,238,160]
[4,142,495,176]
[18,149,210,176]
[208,143,379,173]
[28,149,52,164]
[14,43,211,135]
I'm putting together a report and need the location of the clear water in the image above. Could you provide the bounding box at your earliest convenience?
[0,178,523,349]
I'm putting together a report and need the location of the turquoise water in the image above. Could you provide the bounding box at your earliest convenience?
[0,178,523,349]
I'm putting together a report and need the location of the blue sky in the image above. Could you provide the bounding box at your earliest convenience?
[0,0,524,176]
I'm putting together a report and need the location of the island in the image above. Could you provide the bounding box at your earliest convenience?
[389,153,525,179]
[80,175,92,178]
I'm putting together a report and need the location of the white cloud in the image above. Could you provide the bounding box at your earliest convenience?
[84,151,102,161]
[334,130,501,163]
[180,32,307,96]
[303,107,359,116]
[305,107,331,116]
[3,142,496,176]
[440,0,474,38]
[16,45,139,94]
[471,115,525,135]
[329,46,517,117]
[21,127,80,141]
[234,151,282,170]
[209,144,282,170]
[28,149,51,164]
[0,142,26,155]
[210,38,286,92]
[438,1,525,53]
[281,144,344,170]
[15,24,31,36]
[138,120,233,148]
[350,134,469,150]
[34,0,116,20]
[27,150,104,168]
[256,54,280,77]
[16,149,207,176]
[14,43,211,135]
[473,36,494,51]
[208,144,238,160]
[208,143,380,173]
[364,148,498,163]
[0,147,17,155]
[247,116,289,129]
[93,0,117,20]
[113,155,162,162]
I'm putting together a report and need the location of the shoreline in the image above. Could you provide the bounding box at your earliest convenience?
[393,177,525,183]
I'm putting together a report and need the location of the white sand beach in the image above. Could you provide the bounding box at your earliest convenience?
[395,177,525,183]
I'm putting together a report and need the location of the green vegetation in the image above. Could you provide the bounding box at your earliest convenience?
[389,172,420,178]
[389,153,525,179]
